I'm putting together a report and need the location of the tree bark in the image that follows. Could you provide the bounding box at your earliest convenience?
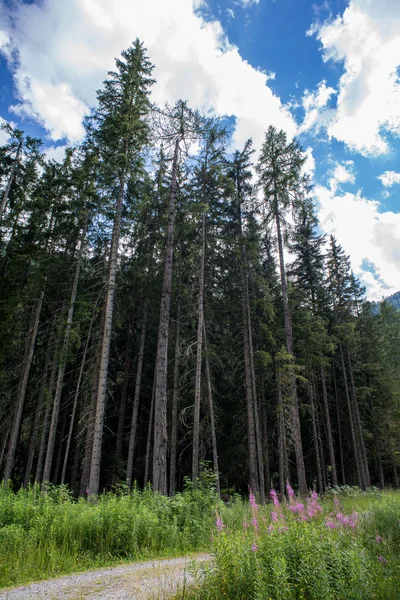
[332,361,345,485]
[275,210,307,494]
[126,303,148,488]
[203,320,220,495]
[169,298,181,497]
[320,366,338,486]
[309,369,323,493]
[88,173,126,496]
[192,213,206,481]
[153,139,180,495]
[4,283,46,482]
[52,405,68,483]
[61,320,94,485]
[259,371,270,495]
[339,344,363,487]
[144,379,156,487]
[116,324,134,459]
[35,347,59,483]
[42,221,86,487]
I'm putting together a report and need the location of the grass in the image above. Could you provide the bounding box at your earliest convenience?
[175,487,400,600]
[0,478,399,598]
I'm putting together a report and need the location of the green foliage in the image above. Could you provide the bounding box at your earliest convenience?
[179,491,400,600]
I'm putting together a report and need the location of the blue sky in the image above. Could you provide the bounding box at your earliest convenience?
[0,0,399,299]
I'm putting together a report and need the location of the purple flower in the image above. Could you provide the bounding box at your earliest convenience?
[243,521,249,529]
[326,520,336,529]
[270,489,280,507]
[378,555,386,564]
[376,535,383,544]
[252,518,259,531]
[216,517,224,532]
[249,491,259,511]
[251,542,258,552]
[286,483,295,498]
[268,525,274,533]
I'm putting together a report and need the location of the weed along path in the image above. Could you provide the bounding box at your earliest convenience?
[0,554,212,600]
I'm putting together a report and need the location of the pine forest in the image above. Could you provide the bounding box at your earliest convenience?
[1,40,400,500]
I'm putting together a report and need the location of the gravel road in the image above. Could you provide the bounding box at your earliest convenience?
[0,554,212,600]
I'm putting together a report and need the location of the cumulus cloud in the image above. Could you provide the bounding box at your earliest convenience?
[0,0,294,149]
[299,80,336,134]
[378,170,400,187]
[307,0,400,155]
[315,183,400,300]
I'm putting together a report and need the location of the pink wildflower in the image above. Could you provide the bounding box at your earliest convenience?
[252,518,259,531]
[270,489,280,507]
[286,483,295,499]
[376,535,383,544]
[216,517,224,532]
[268,525,274,533]
[243,521,249,529]
[251,542,258,552]
[378,555,386,564]
[249,492,259,512]
[326,520,337,529]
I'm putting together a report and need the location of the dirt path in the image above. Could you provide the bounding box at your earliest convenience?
[0,554,212,600]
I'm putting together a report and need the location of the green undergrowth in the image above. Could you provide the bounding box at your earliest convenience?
[0,476,220,588]
[176,488,400,600]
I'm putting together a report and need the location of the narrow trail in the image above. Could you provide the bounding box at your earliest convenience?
[0,554,212,600]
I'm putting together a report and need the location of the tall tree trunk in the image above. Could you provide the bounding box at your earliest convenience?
[275,210,307,494]
[116,325,134,459]
[4,283,46,482]
[332,361,345,485]
[23,324,55,486]
[192,213,206,481]
[309,369,323,493]
[89,173,126,496]
[276,374,286,497]
[153,139,179,495]
[346,347,370,488]
[126,303,148,488]
[61,321,94,485]
[144,380,156,487]
[320,366,338,486]
[0,138,22,221]
[339,344,363,487]
[259,371,270,494]
[169,298,181,497]
[368,394,384,488]
[35,347,59,483]
[203,320,220,495]
[42,222,86,486]
[393,464,399,488]
[52,405,68,483]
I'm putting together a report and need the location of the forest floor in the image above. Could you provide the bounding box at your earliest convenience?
[0,554,212,600]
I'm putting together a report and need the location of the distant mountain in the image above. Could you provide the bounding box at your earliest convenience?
[370,291,400,314]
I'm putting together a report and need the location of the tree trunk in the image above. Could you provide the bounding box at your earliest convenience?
[153,139,179,495]
[203,320,220,495]
[4,284,46,482]
[35,347,59,483]
[332,361,345,485]
[169,299,181,497]
[0,138,22,221]
[42,221,86,487]
[24,324,55,486]
[144,380,156,487]
[61,321,94,485]
[259,371,270,494]
[339,344,362,487]
[309,370,323,493]
[52,405,68,483]
[320,366,338,486]
[192,213,206,481]
[116,325,134,459]
[126,303,148,488]
[275,210,307,494]
[346,347,370,488]
[276,374,286,497]
[88,173,126,496]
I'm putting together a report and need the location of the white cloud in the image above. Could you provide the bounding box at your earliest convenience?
[0,117,10,145]
[226,8,235,19]
[235,0,260,6]
[302,146,316,179]
[307,0,400,155]
[299,80,336,134]
[315,184,400,300]
[378,170,400,187]
[0,0,294,150]
[45,145,68,163]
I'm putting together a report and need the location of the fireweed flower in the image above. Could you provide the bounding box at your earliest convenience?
[376,534,383,544]
[243,521,249,529]
[270,489,280,507]
[286,483,295,500]
[216,517,224,532]
[251,542,258,552]
[249,492,259,512]
[252,518,259,531]
[378,555,386,564]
